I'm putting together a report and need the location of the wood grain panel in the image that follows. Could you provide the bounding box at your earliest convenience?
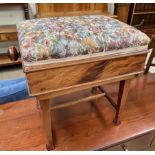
[37,3,107,12]
[26,54,146,95]
[115,4,130,23]
[36,3,109,18]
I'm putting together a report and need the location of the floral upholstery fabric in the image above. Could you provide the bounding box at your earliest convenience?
[17,15,150,62]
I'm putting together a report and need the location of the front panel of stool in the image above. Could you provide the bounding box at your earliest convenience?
[26,53,147,96]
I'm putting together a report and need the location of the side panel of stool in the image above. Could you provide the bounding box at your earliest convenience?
[26,53,147,96]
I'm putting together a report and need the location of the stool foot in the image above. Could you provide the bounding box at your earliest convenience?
[113,119,121,126]
[46,144,54,151]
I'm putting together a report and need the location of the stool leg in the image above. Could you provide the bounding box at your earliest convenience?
[39,99,54,150]
[113,79,130,125]
[145,35,155,74]
[144,49,154,74]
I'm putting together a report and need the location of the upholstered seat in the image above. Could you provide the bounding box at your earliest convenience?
[17,15,150,62]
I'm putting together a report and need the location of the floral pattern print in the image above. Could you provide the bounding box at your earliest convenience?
[17,15,150,62]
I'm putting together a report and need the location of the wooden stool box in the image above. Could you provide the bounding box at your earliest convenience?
[9,15,150,150]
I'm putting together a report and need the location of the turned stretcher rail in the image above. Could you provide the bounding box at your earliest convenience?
[50,92,106,110]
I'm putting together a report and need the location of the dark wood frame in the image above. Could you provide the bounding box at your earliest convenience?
[127,3,155,74]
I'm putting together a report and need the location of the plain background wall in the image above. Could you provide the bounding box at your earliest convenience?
[0,3,37,54]
[0,3,114,54]
[0,3,36,25]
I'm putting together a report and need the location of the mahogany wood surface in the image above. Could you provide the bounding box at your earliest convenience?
[1,73,155,150]
[26,53,147,96]
[23,47,148,72]
[113,79,131,125]
[37,72,142,100]
[0,98,47,151]
[39,99,54,150]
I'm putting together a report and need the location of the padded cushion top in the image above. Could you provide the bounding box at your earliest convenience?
[17,15,150,62]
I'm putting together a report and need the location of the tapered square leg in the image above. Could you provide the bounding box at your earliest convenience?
[144,36,155,74]
[39,99,54,150]
[113,79,131,125]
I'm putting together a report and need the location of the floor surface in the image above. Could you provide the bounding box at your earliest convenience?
[0,73,155,150]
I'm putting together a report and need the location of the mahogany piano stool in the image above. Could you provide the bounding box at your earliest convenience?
[8,15,151,150]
